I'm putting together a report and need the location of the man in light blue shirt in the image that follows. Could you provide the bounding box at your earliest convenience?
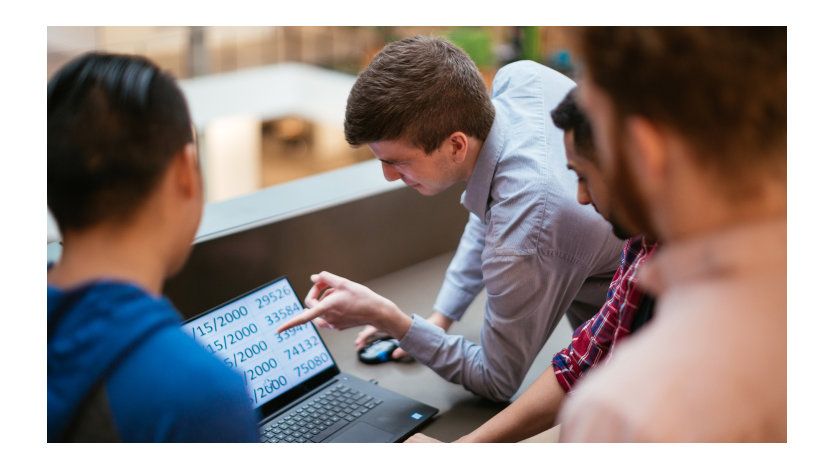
[280,36,623,402]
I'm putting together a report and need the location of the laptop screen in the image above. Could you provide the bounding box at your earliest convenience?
[181,277,338,418]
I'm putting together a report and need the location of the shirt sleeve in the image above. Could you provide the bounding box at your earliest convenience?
[551,314,607,393]
[551,250,630,393]
[552,239,648,393]
[433,212,488,321]
[401,250,593,402]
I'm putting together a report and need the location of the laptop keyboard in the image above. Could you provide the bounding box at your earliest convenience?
[260,383,384,443]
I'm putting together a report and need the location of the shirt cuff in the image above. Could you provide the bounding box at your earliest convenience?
[398,314,447,364]
[433,280,477,321]
[551,352,577,393]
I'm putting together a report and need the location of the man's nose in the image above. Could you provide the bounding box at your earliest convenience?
[380,162,401,182]
[576,183,592,206]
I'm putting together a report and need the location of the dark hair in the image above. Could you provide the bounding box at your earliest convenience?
[551,87,595,160]
[344,35,495,153]
[48,52,194,231]
[573,27,786,178]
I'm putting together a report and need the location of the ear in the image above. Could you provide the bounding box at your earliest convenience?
[624,117,667,183]
[445,131,469,164]
[171,142,201,199]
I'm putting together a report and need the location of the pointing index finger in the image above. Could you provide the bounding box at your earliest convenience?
[276,306,322,334]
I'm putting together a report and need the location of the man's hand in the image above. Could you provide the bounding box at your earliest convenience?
[355,312,455,360]
[355,325,411,360]
[276,271,412,340]
[405,433,444,443]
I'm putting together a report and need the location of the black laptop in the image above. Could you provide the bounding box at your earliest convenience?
[180,276,438,443]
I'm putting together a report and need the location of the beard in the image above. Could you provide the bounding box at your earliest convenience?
[608,212,634,240]
[604,122,657,240]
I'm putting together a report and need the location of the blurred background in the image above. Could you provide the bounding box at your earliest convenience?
[47,26,578,206]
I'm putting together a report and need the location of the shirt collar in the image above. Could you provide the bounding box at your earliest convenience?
[637,216,786,296]
[461,111,506,222]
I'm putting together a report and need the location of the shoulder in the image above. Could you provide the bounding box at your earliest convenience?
[107,326,258,441]
[492,60,575,98]
[495,60,545,78]
[493,60,558,85]
[562,295,785,441]
[558,327,668,441]
[48,280,178,327]
[118,326,250,403]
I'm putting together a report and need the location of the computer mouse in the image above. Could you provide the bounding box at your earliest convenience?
[358,337,400,364]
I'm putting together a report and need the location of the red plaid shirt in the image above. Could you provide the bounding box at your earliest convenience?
[552,236,659,392]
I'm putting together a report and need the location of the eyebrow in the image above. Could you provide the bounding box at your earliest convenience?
[379,157,406,166]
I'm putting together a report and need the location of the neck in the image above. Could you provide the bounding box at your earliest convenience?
[659,175,786,243]
[48,222,171,295]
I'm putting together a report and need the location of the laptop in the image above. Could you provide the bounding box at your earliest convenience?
[181,276,438,443]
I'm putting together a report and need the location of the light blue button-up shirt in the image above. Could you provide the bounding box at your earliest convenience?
[398,61,624,401]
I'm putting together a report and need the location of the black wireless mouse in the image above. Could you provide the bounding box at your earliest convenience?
[358,337,400,364]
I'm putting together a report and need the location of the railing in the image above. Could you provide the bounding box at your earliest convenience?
[47,160,470,317]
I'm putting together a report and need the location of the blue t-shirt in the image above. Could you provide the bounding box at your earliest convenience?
[47,279,259,442]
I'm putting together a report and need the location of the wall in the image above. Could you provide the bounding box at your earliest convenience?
[163,181,469,318]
